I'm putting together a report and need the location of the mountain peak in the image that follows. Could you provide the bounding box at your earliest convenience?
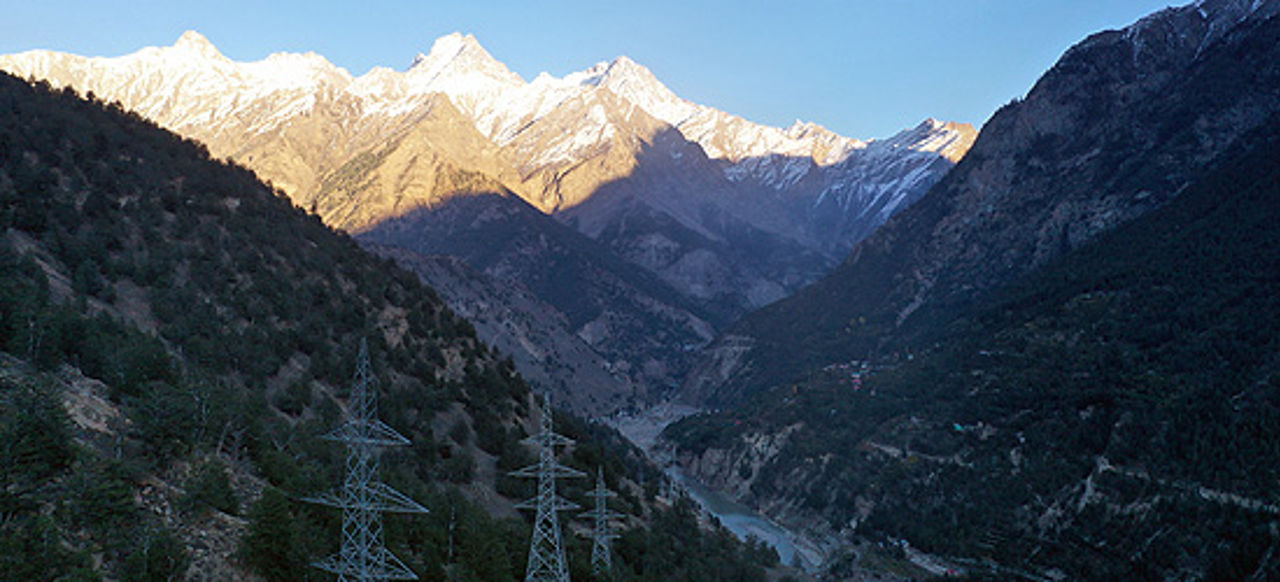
[175,30,210,46]
[565,55,659,89]
[785,119,832,139]
[574,54,685,120]
[609,55,642,70]
[172,30,224,60]
[403,32,521,88]
[604,55,658,83]
[413,32,488,69]
[872,117,976,162]
[433,32,481,53]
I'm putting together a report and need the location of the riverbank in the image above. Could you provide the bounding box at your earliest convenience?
[606,402,829,573]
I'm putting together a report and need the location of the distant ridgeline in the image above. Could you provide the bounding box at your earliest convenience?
[0,72,781,581]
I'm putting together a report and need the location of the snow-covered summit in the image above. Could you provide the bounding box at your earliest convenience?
[0,31,360,134]
[404,32,521,85]
[873,118,976,163]
[0,30,969,184]
[521,51,881,188]
[172,30,226,61]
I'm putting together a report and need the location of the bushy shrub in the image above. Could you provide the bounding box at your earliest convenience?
[181,458,238,516]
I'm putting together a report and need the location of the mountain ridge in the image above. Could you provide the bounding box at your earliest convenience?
[683,0,1280,405]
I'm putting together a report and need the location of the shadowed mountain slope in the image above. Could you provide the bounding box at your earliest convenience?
[363,243,640,416]
[668,107,1280,580]
[685,0,1280,406]
[359,190,717,396]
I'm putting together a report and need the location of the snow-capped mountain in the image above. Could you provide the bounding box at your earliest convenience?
[568,54,867,188]
[4,31,352,136]
[800,118,975,253]
[0,32,972,253]
[0,32,974,405]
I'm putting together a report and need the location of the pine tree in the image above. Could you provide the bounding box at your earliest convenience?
[242,487,302,581]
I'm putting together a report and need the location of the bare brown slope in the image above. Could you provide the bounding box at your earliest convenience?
[308,95,522,231]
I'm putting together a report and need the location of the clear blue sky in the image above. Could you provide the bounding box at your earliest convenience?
[2,0,1177,139]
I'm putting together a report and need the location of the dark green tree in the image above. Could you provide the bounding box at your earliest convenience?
[241,487,304,581]
[120,525,189,582]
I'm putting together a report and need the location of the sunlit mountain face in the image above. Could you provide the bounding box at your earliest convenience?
[0,30,974,410]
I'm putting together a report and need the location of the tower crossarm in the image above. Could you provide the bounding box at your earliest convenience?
[579,509,624,521]
[509,463,587,479]
[302,481,430,514]
[521,432,575,447]
[515,495,582,512]
[321,418,413,446]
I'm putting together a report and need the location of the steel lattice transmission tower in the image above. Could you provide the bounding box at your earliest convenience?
[304,338,429,581]
[511,395,584,582]
[582,466,621,579]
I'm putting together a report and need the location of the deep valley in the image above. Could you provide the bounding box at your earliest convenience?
[2,1,1279,580]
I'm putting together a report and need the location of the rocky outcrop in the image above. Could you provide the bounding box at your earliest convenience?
[672,424,800,500]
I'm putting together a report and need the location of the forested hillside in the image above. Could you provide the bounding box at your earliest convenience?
[667,112,1280,580]
[0,72,779,581]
